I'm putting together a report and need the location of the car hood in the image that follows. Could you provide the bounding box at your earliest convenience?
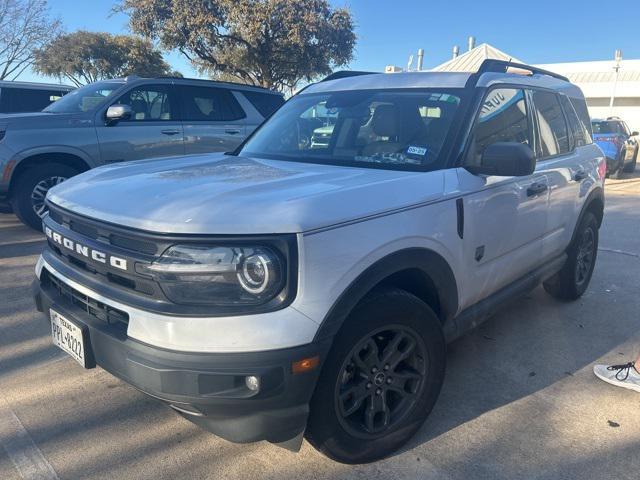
[0,111,79,128]
[47,154,445,234]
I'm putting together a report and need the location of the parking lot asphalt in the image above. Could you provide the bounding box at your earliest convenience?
[1,172,639,480]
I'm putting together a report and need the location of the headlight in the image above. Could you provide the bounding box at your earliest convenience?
[137,244,285,306]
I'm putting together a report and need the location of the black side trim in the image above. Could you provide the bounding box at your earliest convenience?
[456,198,464,239]
[451,253,567,340]
[314,248,458,341]
[571,187,605,241]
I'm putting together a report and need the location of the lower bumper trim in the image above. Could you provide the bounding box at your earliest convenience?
[33,276,331,445]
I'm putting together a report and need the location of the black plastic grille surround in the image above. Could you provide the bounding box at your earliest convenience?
[43,203,298,317]
[49,206,159,255]
[42,268,129,328]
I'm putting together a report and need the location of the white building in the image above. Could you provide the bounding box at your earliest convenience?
[430,43,640,131]
[535,60,640,132]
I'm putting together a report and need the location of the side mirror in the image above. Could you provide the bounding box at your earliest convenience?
[468,142,535,177]
[631,131,639,136]
[105,104,132,125]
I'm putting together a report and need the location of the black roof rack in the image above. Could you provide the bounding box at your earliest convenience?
[478,59,569,83]
[321,70,377,82]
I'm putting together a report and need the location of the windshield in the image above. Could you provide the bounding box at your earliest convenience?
[239,89,463,170]
[43,82,123,113]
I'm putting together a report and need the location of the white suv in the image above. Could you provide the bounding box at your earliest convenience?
[33,60,605,464]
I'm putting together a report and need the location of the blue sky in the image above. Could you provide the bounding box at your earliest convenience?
[21,0,640,83]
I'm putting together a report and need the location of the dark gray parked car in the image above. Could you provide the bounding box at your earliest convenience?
[0,76,284,229]
[0,80,74,114]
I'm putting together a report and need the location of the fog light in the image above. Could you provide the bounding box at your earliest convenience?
[245,375,260,392]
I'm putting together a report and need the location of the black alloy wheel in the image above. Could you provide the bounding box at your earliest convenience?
[335,325,427,438]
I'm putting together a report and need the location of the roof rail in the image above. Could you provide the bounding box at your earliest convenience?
[321,70,377,82]
[478,59,570,83]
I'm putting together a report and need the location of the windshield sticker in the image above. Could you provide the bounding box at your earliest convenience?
[407,146,427,156]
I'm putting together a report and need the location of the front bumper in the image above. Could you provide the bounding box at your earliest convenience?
[33,269,331,446]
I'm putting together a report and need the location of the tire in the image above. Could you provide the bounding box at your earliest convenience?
[10,163,78,230]
[543,211,598,300]
[623,147,638,173]
[306,287,446,464]
[610,150,625,179]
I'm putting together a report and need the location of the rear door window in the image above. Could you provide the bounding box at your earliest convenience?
[242,91,285,118]
[559,95,589,148]
[179,86,245,121]
[532,90,570,158]
[569,97,593,141]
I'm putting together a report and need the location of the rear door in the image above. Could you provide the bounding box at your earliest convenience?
[96,83,184,163]
[529,89,582,258]
[179,85,247,154]
[460,87,550,304]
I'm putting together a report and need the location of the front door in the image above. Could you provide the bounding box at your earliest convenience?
[458,87,550,307]
[96,83,184,163]
[179,85,247,154]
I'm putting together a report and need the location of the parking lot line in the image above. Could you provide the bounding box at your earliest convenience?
[0,396,58,480]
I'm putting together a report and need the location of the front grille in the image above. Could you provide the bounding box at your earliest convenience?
[48,205,158,256]
[43,269,129,327]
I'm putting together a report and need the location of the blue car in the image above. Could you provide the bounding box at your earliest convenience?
[591,117,639,177]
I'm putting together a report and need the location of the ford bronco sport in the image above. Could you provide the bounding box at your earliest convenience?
[33,60,605,464]
[0,77,284,229]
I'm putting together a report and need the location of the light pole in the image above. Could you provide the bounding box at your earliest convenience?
[609,49,622,116]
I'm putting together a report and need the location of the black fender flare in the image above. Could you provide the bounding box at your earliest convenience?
[570,186,604,246]
[313,248,459,341]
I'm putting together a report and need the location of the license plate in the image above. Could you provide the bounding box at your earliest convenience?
[50,309,87,368]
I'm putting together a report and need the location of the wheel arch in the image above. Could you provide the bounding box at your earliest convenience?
[9,151,91,195]
[581,187,604,228]
[313,248,459,342]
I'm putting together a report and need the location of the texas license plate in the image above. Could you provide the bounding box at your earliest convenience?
[50,309,87,368]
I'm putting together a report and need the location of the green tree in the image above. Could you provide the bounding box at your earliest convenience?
[0,0,61,80]
[119,0,356,91]
[33,31,179,86]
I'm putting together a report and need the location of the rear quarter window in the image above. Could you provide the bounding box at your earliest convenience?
[242,91,285,118]
[569,97,593,142]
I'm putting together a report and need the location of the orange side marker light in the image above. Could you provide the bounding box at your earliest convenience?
[292,356,320,374]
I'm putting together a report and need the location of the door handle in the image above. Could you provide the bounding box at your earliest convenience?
[225,129,241,135]
[161,129,180,136]
[573,170,588,182]
[527,182,548,197]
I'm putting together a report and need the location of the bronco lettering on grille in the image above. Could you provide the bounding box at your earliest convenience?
[45,226,128,271]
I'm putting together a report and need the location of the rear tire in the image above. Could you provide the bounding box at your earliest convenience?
[610,151,625,179]
[306,287,446,464]
[10,163,78,230]
[543,211,598,300]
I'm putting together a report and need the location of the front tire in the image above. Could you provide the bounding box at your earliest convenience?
[10,163,78,230]
[306,288,446,464]
[543,211,598,300]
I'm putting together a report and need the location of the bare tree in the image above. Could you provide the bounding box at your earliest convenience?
[0,0,60,80]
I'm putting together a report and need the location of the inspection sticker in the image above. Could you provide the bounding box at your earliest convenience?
[407,146,427,156]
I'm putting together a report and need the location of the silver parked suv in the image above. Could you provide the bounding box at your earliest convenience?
[0,76,284,229]
[34,61,605,463]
